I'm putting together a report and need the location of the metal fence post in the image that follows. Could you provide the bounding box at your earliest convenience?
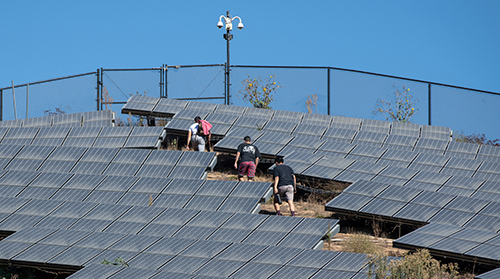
[428,83,432,125]
[96,68,101,111]
[100,68,104,111]
[160,64,165,98]
[0,89,2,121]
[327,68,331,115]
[11,81,17,120]
[26,84,29,119]
[164,65,168,98]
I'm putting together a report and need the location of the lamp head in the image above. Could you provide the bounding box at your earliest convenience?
[217,20,223,29]
[237,22,244,30]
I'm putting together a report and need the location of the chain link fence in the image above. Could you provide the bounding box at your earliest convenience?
[2,64,499,138]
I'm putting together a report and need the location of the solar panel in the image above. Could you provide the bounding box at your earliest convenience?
[292,124,327,137]
[0,144,24,159]
[214,104,247,116]
[4,127,40,140]
[94,176,138,192]
[193,258,246,277]
[92,137,127,148]
[127,177,171,193]
[437,186,474,197]
[168,166,207,179]
[99,127,132,138]
[12,243,67,262]
[82,110,113,122]
[49,247,104,267]
[196,180,237,197]
[377,185,423,202]
[443,196,490,214]
[51,189,91,202]
[204,113,239,126]
[393,203,441,223]
[66,127,102,138]
[277,146,316,158]
[443,176,484,191]
[428,209,475,227]
[255,131,294,145]
[414,138,449,151]
[243,107,274,119]
[6,159,46,172]
[376,165,419,180]
[0,170,40,186]
[359,198,407,217]
[31,138,65,146]
[300,113,332,126]
[62,137,97,147]
[35,126,71,139]
[177,151,216,168]
[173,109,213,121]
[217,197,260,214]
[224,126,264,140]
[478,144,500,158]
[70,161,109,175]
[473,172,500,182]
[81,120,112,127]
[353,131,387,144]
[322,127,357,141]
[79,147,119,163]
[0,214,45,231]
[150,194,191,208]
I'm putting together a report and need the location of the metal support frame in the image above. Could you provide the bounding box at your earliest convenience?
[224,28,232,105]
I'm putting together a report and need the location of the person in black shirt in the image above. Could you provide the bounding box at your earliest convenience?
[273,156,296,216]
[234,136,261,181]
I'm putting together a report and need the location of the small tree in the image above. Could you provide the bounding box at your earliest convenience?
[306,94,318,113]
[43,105,69,116]
[373,84,418,123]
[454,131,500,146]
[100,86,113,110]
[367,249,460,279]
[238,74,281,109]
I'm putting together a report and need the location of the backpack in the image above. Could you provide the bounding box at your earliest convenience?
[198,120,212,136]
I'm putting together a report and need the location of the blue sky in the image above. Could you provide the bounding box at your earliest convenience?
[1,1,499,138]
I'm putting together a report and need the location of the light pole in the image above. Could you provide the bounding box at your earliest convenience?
[217,11,244,105]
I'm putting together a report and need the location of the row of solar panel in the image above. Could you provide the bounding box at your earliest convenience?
[0,171,270,213]
[0,146,216,178]
[124,97,455,139]
[212,130,499,164]
[0,110,115,127]
[0,197,338,252]
[0,126,166,149]
[325,180,500,231]
[267,150,500,200]
[393,223,500,268]
[0,225,389,279]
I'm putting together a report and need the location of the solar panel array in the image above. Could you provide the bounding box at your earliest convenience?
[122,98,493,157]
[325,180,500,230]
[0,126,166,149]
[0,173,271,214]
[0,146,216,179]
[0,110,115,128]
[125,98,500,278]
[0,223,389,279]
[393,223,500,267]
[0,196,329,244]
